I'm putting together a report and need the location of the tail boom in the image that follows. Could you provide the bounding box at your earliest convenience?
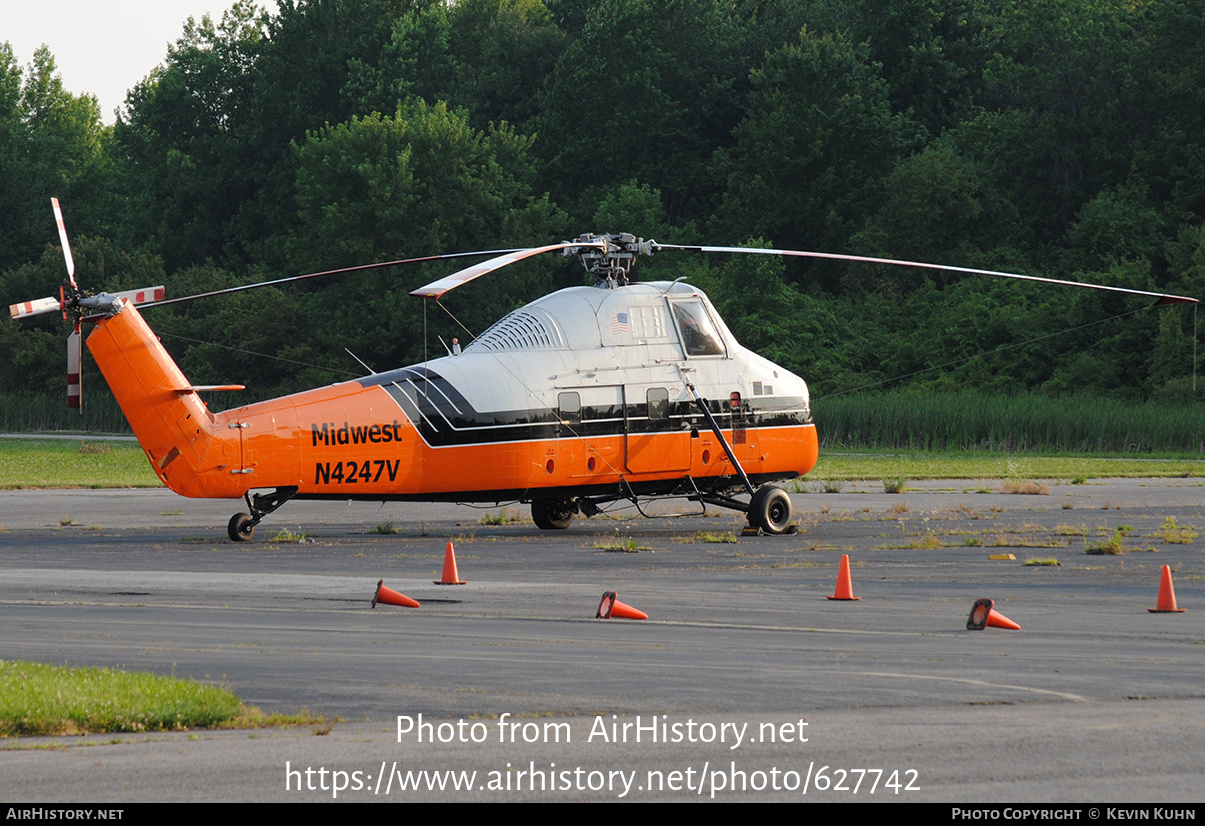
[85,299,242,497]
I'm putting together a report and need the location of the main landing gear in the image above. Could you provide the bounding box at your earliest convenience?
[746,484,793,534]
[528,382,798,534]
[528,482,794,534]
[531,498,577,530]
[227,486,298,541]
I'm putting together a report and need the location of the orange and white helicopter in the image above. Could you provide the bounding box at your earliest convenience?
[10,200,1198,540]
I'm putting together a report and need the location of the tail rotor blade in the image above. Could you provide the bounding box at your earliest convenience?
[51,198,77,289]
[9,296,62,319]
[111,286,166,306]
[67,326,82,411]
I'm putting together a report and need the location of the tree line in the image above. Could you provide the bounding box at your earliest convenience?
[2,0,1202,412]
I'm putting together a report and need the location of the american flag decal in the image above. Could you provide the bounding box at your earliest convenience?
[609,312,630,336]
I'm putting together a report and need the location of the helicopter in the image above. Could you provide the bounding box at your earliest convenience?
[10,201,1198,540]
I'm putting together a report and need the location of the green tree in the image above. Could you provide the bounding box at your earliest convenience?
[536,0,751,226]
[115,3,267,270]
[717,29,913,265]
[973,0,1140,247]
[850,142,984,266]
[0,44,110,272]
[1129,0,1205,231]
[804,0,998,136]
[288,101,550,267]
[282,101,568,376]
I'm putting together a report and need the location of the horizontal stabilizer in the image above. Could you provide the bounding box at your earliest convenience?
[174,385,246,393]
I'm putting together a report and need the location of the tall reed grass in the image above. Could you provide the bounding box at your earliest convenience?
[0,390,131,434]
[815,390,1204,453]
[5,388,1202,454]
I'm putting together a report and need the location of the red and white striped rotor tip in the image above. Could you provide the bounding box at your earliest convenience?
[9,296,61,319]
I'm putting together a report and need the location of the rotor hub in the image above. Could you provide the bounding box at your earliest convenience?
[563,233,658,288]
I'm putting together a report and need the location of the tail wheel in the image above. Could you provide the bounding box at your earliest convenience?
[531,499,576,530]
[228,512,255,542]
[748,485,792,534]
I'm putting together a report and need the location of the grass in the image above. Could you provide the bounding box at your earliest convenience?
[594,531,655,552]
[901,534,943,549]
[0,438,159,489]
[1160,517,1199,544]
[1001,480,1050,495]
[0,660,302,736]
[371,522,400,534]
[477,509,524,526]
[690,530,739,544]
[1055,524,1089,536]
[1083,529,1145,555]
[1024,557,1061,566]
[882,476,907,493]
[267,528,308,544]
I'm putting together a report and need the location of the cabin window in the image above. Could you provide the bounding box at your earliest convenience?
[670,299,724,356]
[647,387,669,421]
[558,392,581,425]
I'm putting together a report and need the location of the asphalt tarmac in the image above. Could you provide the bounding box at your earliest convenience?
[1,479,1202,802]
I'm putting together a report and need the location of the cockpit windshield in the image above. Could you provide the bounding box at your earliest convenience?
[670,299,725,356]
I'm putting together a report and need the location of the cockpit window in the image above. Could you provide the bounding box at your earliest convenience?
[670,299,725,357]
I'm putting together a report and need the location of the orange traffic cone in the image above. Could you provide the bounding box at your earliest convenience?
[1148,565,1186,613]
[434,541,466,585]
[966,598,1020,630]
[827,554,860,600]
[597,591,648,620]
[372,579,420,608]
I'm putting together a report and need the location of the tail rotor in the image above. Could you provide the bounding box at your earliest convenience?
[8,198,165,413]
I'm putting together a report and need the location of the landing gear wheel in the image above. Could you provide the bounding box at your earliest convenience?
[531,499,576,530]
[748,485,792,535]
[228,512,255,542]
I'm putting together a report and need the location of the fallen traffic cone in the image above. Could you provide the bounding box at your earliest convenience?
[434,541,466,585]
[1148,565,1186,613]
[372,579,420,608]
[826,554,860,600]
[597,591,647,620]
[966,598,1020,630]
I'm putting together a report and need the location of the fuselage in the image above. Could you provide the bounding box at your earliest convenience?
[88,281,818,502]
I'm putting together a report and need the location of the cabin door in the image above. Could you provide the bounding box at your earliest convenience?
[625,385,690,474]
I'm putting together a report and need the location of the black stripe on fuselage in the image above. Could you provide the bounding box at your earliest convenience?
[293,468,806,504]
[359,366,811,448]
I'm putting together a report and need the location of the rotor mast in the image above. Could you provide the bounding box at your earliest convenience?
[563,233,658,289]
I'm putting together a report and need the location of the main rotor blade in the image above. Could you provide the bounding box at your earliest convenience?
[409,242,606,300]
[51,198,77,289]
[657,244,1199,306]
[142,249,523,310]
